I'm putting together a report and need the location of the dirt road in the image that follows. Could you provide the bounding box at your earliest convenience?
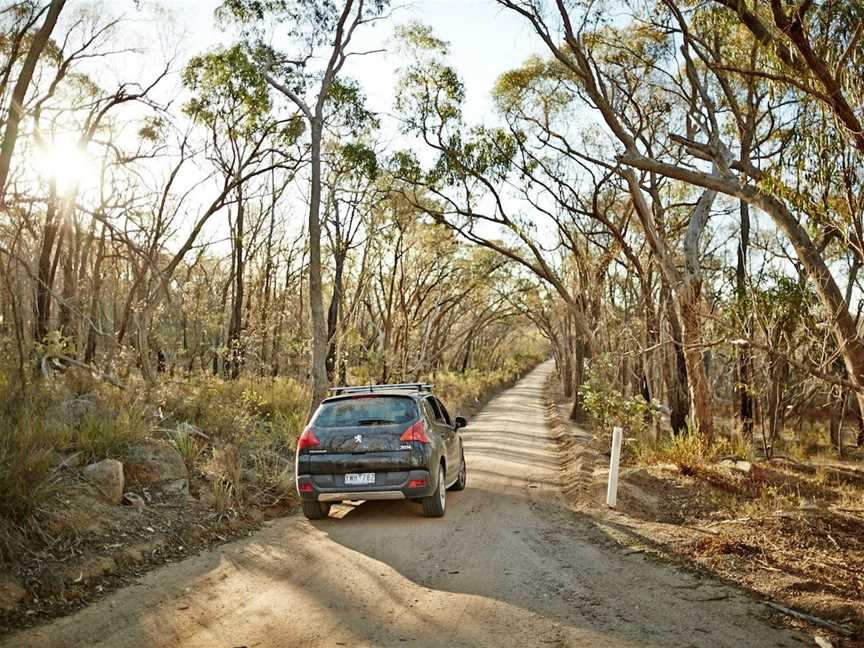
[5,363,806,647]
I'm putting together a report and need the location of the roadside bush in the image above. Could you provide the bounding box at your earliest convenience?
[71,407,150,463]
[0,413,59,524]
[579,354,660,437]
[430,358,539,415]
[172,422,204,471]
[155,375,309,442]
[635,428,719,475]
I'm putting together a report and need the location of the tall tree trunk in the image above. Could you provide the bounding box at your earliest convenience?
[307,118,329,413]
[34,189,60,344]
[460,335,473,373]
[58,217,77,349]
[675,282,714,440]
[854,397,864,448]
[570,338,587,422]
[663,283,690,436]
[624,169,715,439]
[736,200,754,438]
[561,341,574,399]
[83,225,107,364]
[0,0,67,202]
[259,173,277,375]
[641,277,659,405]
[226,184,245,380]
[325,253,344,382]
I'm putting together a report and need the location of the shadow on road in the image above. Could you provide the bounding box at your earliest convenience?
[3,363,804,648]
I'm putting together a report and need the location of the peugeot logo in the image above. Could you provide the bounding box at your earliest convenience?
[354,434,363,444]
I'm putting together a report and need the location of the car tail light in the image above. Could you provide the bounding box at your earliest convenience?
[297,426,321,450]
[400,420,429,444]
[407,479,427,488]
[297,479,313,493]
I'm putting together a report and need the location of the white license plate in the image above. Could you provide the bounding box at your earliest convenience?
[345,472,375,485]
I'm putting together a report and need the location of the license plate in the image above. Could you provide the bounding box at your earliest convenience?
[344,472,375,485]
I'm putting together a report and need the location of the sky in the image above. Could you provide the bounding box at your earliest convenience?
[101,0,545,125]
[63,0,549,248]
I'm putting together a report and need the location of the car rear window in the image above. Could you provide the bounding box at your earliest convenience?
[314,396,419,428]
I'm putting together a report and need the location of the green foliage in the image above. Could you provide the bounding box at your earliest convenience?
[70,408,149,464]
[394,24,463,139]
[173,423,204,471]
[579,354,659,436]
[183,44,271,132]
[493,56,574,118]
[339,141,378,179]
[0,413,58,523]
[155,375,309,442]
[137,116,166,142]
[35,330,75,360]
[327,78,379,133]
[0,363,153,525]
[657,432,712,475]
[635,430,716,476]
[394,22,449,56]
[210,475,237,515]
[426,354,543,416]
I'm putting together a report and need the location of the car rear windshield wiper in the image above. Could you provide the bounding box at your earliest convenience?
[356,418,395,425]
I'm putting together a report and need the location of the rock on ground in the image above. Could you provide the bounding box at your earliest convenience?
[124,441,188,496]
[82,459,124,505]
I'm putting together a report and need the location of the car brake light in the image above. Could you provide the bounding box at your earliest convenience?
[298,426,321,450]
[400,420,429,443]
[297,480,313,493]
[407,479,427,488]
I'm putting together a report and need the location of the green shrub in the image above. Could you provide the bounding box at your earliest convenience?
[173,423,203,471]
[579,354,659,436]
[71,407,149,463]
[635,427,718,475]
[0,414,59,523]
[155,375,310,442]
[0,376,63,525]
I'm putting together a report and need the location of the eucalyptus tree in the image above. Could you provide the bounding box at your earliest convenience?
[0,0,68,204]
[0,3,171,378]
[322,140,381,382]
[217,0,390,411]
[391,25,596,409]
[183,44,303,378]
[392,24,667,422]
[493,0,864,441]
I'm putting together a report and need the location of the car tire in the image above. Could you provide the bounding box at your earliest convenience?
[449,451,467,491]
[422,465,446,518]
[302,500,331,520]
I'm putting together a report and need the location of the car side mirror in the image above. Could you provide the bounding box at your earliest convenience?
[454,416,467,429]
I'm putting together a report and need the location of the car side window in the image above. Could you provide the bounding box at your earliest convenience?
[423,399,439,422]
[435,398,452,426]
[425,397,443,423]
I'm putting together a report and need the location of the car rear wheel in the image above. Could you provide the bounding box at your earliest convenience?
[422,465,446,517]
[302,500,331,520]
[449,450,467,491]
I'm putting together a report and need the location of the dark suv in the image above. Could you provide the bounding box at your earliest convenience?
[295,383,467,519]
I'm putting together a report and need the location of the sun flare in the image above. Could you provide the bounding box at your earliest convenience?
[33,134,97,195]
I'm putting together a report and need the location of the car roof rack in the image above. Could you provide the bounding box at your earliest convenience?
[329,383,434,396]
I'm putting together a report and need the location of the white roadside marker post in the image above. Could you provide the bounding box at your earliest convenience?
[607,426,623,508]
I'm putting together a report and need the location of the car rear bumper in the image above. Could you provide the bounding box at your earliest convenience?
[318,490,405,502]
[296,468,434,502]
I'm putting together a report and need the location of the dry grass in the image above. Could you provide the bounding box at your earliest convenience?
[154,374,310,442]
[429,358,541,416]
